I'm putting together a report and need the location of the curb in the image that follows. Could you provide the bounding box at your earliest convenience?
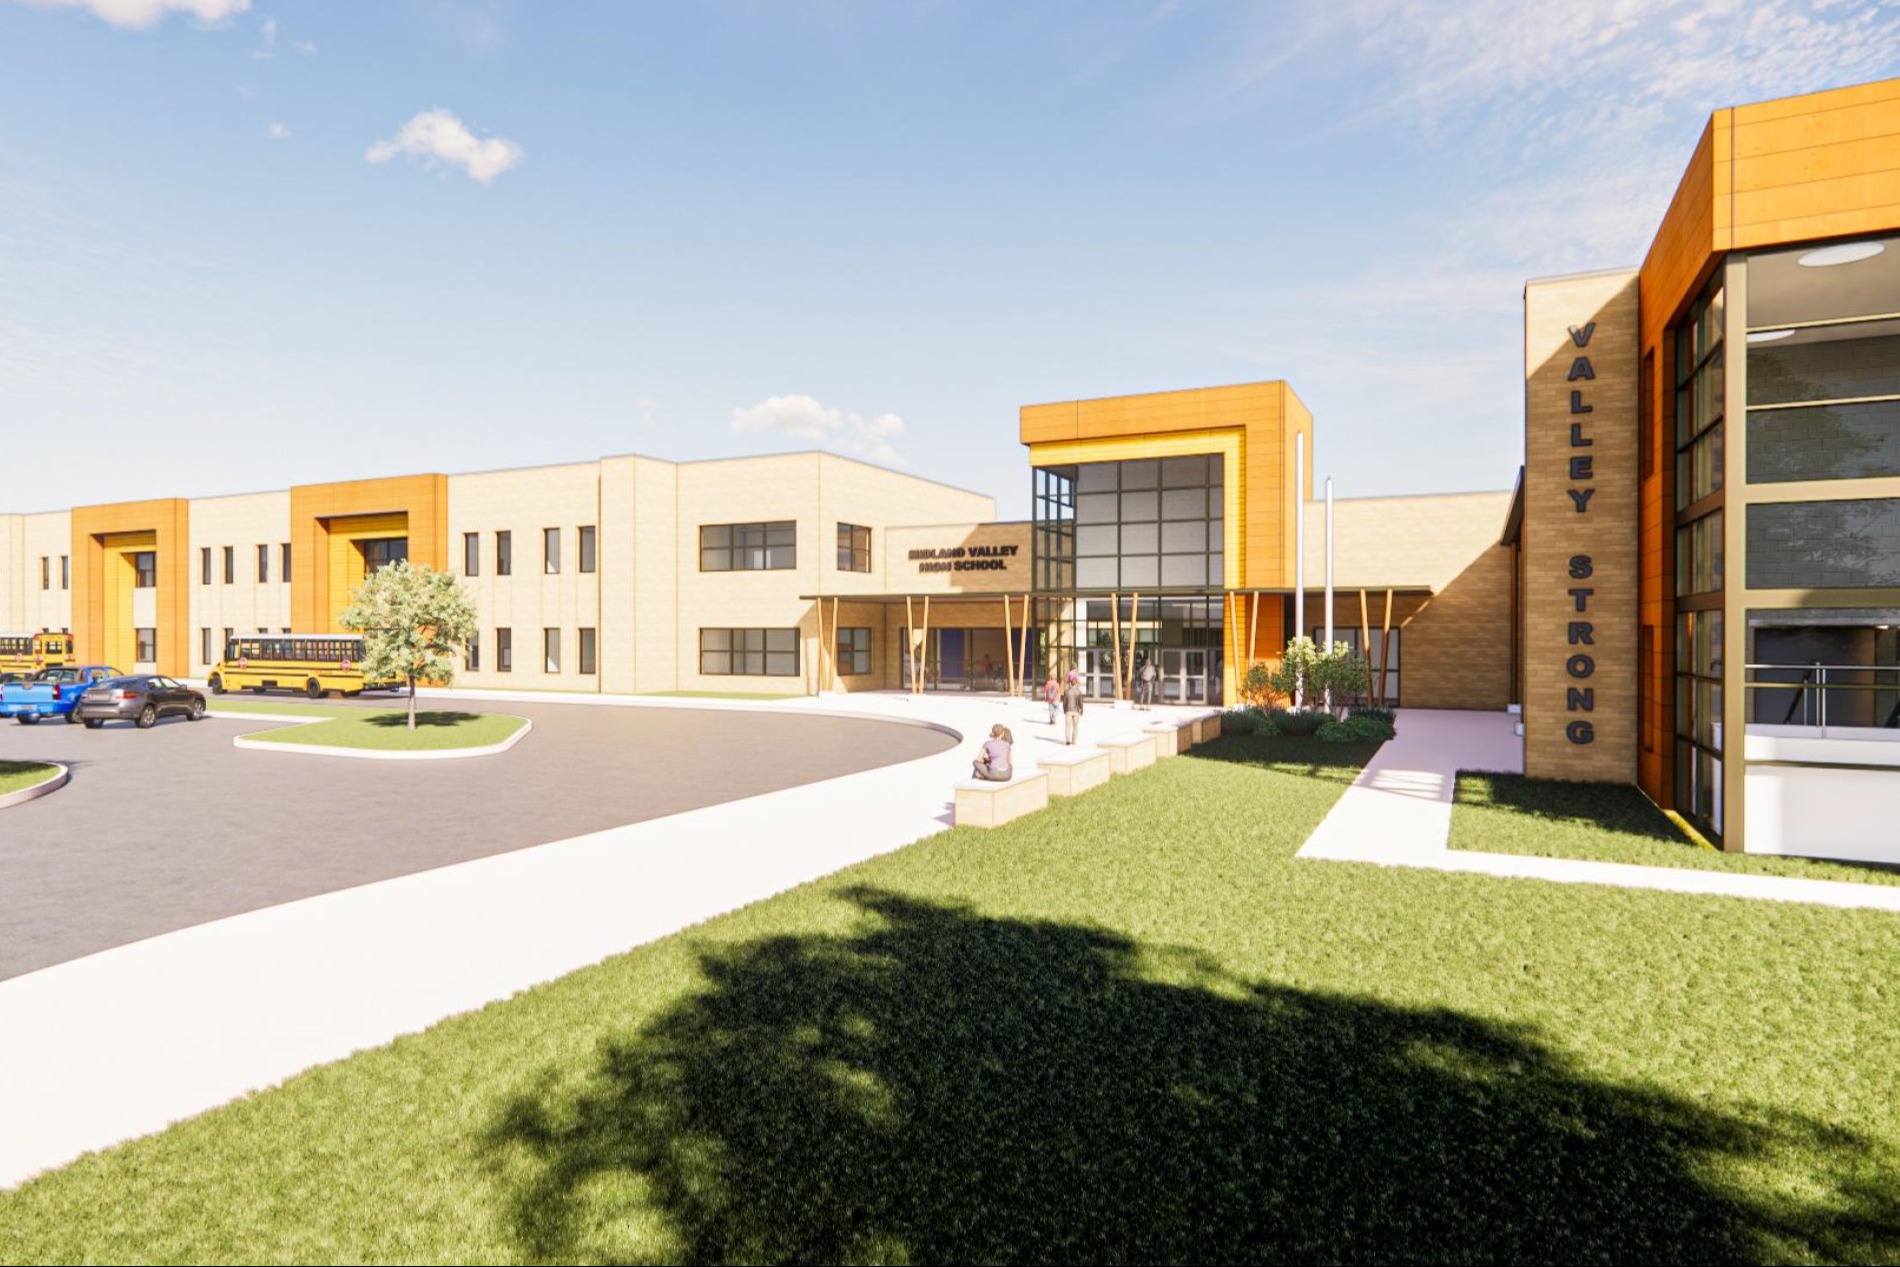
[0,763,69,810]
[231,717,533,761]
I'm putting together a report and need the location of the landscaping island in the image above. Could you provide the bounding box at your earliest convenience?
[0,761,62,801]
[210,698,530,754]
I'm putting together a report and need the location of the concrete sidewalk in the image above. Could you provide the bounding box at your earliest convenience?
[0,690,1207,1189]
[1300,709,1900,913]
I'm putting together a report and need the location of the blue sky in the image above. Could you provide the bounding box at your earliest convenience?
[4,1,1899,518]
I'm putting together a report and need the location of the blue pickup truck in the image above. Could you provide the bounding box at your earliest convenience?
[0,665,123,725]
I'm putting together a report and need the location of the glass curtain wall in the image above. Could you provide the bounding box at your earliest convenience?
[1742,232,1900,740]
[1031,455,1228,701]
[1673,272,1727,838]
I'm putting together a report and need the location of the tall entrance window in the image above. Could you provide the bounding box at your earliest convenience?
[1672,271,1727,842]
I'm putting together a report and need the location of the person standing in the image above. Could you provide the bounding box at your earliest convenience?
[1139,657,1158,710]
[1043,671,1060,725]
[1061,669,1085,745]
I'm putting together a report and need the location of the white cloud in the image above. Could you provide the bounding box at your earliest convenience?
[730,395,907,466]
[14,0,249,29]
[293,38,315,54]
[364,108,523,184]
[249,14,273,57]
[266,121,289,141]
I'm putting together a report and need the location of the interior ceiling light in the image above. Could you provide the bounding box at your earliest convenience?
[1747,329,1796,344]
[1797,241,1886,267]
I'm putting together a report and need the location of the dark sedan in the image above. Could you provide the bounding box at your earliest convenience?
[76,676,207,729]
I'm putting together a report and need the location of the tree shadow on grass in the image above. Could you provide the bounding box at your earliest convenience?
[484,888,1897,1264]
[365,710,484,729]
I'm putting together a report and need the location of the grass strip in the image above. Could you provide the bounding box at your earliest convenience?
[3,736,1897,1263]
[0,761,60,797]
[242,710,527,751]
[1451,770,1900,887]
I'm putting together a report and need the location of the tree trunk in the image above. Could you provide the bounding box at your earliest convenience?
[408,674,417,730]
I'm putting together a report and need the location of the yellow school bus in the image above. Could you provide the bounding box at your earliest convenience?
[208,633,403,700]
[0,632,75,677]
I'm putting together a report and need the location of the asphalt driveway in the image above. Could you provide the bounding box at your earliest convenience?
[0,701,953,980]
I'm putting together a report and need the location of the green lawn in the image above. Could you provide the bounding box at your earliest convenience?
[1453,771,1900,888]
[2,735,1897,1263]
[0,760,60,797]
[242,710,528,751]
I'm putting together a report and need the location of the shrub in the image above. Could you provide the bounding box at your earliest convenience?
[1240,661,1280,711]
[1316,719,1359,742]
[1350,706,1396,726]
[1269,708,1327,737]
[1344,712,1396,741]
[1219,709,1257,736]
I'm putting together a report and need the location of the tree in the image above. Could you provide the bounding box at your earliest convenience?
[1267,637,1368,719]
[339,560,478,730]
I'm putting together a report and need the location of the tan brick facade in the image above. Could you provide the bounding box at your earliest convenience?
[1522,271,1640,782]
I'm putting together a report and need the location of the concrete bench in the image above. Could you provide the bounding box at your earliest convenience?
[953,770,1050,828]
[1143,721,1185,758]
[1098,733,1157,775]
[1036,748,1111,797]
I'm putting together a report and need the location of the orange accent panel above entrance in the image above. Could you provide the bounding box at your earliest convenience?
[70,500,189,675]
[289,475,447,632]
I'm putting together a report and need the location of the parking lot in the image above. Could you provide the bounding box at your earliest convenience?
[0,700,953,980]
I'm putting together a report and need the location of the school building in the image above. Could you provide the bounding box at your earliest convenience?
[3,75,1898,862]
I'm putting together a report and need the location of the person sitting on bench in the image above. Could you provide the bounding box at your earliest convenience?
[972,724,1014,782]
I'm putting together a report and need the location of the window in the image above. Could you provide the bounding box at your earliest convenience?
[466,629,481,671]
[544,528,561,574]
[496,531,512,577]
[1044,454,1224,590]
[579,525,597,574]
[1674,609,1725,840]
[1641,624,1656,753]
[1747,499,1900,589]
[544,627,561,673]
[201,628,213,665]
[223,546,234,584]
[837,626,871,675]
[699,521,796,571]
[837,523,872,573]
[464,532,480,577]
[39,557,48,590]
[134,551,157,589]
[61,555,69,590]
[282,543,292,584]
[579,626,597,675]
[201,547,212,585]
[361,538,407,573]
[496,627,513,672]
[135,627,157,662]
[257,544,270,584]
[222,627,233,654]
[1639,350,1656,481]
[700,627,799,676]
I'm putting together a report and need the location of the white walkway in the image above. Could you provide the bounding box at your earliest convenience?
[1300,709,1900,912]
[0,690,1206,1190]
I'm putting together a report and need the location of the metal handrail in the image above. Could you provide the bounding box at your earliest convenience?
[1742,663,1900,729]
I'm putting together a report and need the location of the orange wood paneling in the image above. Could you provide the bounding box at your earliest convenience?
[70,499,190,676]
[1630,75,1900,802]
[289,474,448,631]
[1018,381,1306,589]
